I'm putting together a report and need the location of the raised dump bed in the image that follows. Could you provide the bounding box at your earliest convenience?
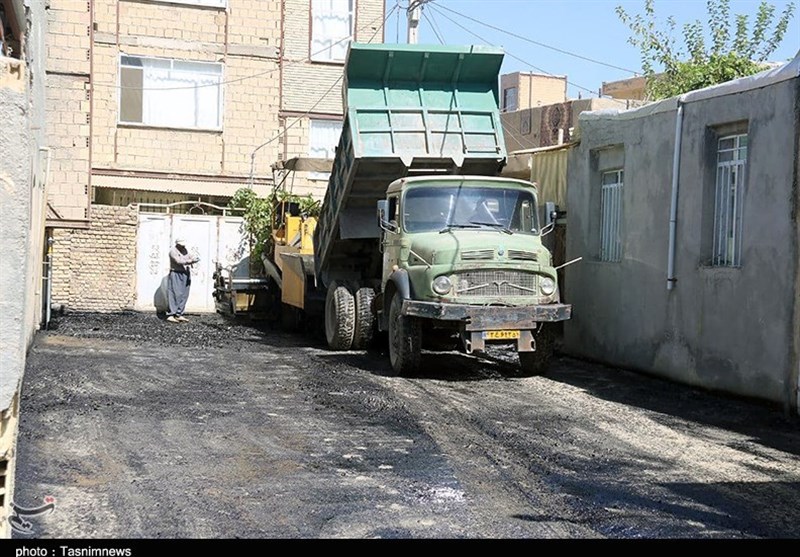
[313,43,507,286]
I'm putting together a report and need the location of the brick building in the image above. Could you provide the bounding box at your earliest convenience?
[44,0,385,312]
[499,71,567,113]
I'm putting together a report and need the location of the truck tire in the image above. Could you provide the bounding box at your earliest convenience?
[325,281,355,350]
[517,324,555,376]
[352,286,376,350]
[388,294,421,376]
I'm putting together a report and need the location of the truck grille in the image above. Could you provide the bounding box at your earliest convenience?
[453,270,538,297]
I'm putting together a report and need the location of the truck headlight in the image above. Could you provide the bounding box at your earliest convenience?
[540,276,556,296]
[432,275,452,295]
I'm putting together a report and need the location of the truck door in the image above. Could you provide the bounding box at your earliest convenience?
[382,195,401,286]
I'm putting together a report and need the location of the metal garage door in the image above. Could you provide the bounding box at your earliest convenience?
[135,203,249,313]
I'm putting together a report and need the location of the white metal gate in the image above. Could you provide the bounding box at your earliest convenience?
[135,202,249,313]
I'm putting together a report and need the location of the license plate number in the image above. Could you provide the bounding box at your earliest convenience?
[482,330,520,340]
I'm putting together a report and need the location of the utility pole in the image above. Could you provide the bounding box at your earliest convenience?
[407,0,432,44]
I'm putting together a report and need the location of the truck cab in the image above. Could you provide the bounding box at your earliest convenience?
[377,175,571,376]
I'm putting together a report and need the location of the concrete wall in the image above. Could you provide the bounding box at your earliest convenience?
[565,76,800,411]
[0,70,32,411]
[1,0,47,409]
[50,205,138,312]
[0,0,48,538]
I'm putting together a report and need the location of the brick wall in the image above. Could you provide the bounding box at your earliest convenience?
[91,1,282,178]
[46,0,91,75]
[279,0,384,198]
[46,0,92,221]
[277,115,330,199]
[282,0,384,114]
[50,204,137,312]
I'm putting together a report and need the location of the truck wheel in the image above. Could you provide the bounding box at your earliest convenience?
[324,281,355,350]
[388,294,421,376]
[517,324,555,376]
[352,286,376,350]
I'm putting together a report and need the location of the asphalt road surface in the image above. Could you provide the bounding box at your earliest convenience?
[12,311,800,539]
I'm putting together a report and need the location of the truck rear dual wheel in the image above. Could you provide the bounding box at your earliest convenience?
[517,324,555,376]
[388,294,421,376]
[325,281,356,350]
[352,286,376,350]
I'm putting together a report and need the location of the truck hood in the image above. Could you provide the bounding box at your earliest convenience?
[407,230,551,268]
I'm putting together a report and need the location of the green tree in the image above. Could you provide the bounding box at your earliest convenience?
[616,0,796,99]
[228,187,321,270]
[229,188,273,267]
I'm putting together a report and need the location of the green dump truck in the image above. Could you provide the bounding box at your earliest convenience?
[290,43,571,376]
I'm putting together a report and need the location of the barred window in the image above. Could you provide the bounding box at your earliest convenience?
[712,133,748,266]
[600,169,623,262]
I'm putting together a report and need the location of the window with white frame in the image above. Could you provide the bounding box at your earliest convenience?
[712,133,748,266]
[503,87,518,112]
[119,55,223,130]
[600,169,623,262]
[145,0,227,8]
[311,0,355,62]
[308,119,343,180]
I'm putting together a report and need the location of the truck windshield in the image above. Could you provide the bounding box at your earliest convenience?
[403,185,540,234]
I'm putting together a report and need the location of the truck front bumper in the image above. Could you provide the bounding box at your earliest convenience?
[400,300,571,331]
[401,300,571,354]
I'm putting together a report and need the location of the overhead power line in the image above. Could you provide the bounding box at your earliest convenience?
[428,4,599,96]
[434,2,639,75]
[422,10,446,45]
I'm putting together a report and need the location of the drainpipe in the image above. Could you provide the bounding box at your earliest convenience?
[38,147,51,324]
[87,0,95,216]
[666,98,685,290]
[44,236,54,329]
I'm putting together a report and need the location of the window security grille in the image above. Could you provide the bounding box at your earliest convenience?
[712,134,747,267]
[600,169,623,262]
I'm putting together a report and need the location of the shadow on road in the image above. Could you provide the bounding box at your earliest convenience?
[315,348,526,382]
[543,353,800,458]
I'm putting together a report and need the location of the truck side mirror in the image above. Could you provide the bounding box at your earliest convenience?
[541,201,559,236]
[377,200,397,233]
[544,201,558,226]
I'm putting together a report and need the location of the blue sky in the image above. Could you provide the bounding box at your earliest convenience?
[382,0,800,98]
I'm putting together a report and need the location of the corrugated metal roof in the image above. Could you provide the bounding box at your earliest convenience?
[92,173,271,198]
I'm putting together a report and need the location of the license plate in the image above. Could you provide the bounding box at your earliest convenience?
[482,330,520,340]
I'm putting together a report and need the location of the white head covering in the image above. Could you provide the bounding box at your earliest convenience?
[174,237,186,245]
